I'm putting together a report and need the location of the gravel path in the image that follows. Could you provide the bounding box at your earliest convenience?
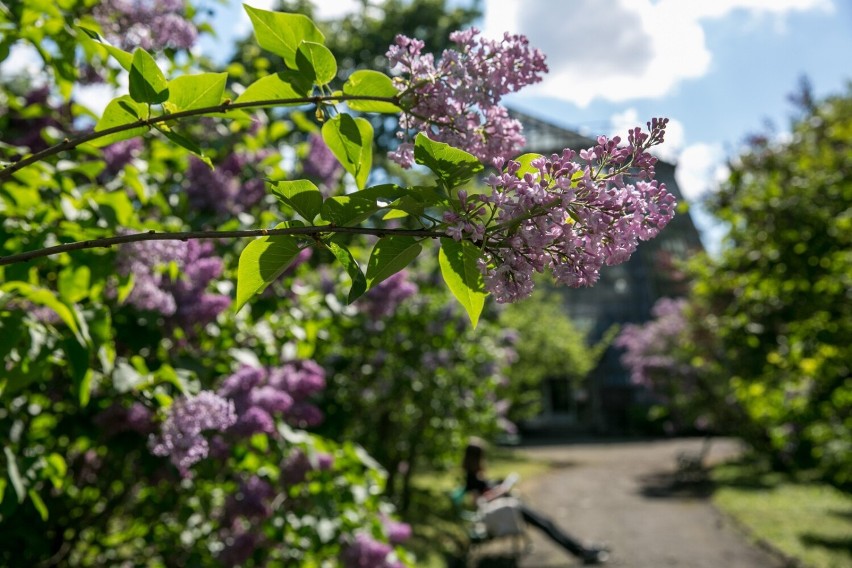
[469,437,786,568]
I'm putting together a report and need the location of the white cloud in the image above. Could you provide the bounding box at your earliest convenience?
[675,142,730,201]
[309,0,361,21]
[483,0,833,106]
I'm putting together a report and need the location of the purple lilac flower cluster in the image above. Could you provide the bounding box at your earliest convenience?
[444,119,677,303]
[355,270,418,319]
[382,517,412,545]
[94,401,155,436]
[217,361,326,437]
[340,533,404,568]
[302,132,343,193]
[614,297,689,387]
[116,239,231,328]
[185,151,270,216]
[93,0,198,51]
[386,29,548,167]
[102,138,143,174]
[224,474,274,521]
[149,391,237,477]
[4,86,71,155]
[280,448,334,486]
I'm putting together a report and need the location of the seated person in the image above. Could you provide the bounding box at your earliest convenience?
[463,438,609,565]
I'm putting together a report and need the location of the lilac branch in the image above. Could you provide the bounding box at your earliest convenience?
[0,94,399,183]
[0,226,447,266]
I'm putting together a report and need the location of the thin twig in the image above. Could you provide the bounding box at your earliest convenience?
[0,226,446,266]
[0,94,399,182]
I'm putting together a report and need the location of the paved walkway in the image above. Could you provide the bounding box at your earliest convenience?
[470,438,786,568]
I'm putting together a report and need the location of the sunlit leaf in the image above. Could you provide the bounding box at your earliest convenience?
[322,113,373,189]
[438,238,487,328]
[343,70,400,113]
[235,235,303,312]
[365,236,422,289]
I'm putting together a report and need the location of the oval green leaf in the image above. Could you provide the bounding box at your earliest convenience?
[235,235,303,312]
[166,72,227,111]
[322,113,373,190]
[244,5,325,68]
[128,48,169,104]
[438,238,487,329]
[234,72,311,106]
[365,236,422,289]
[296,41,337,86]
[272,179,323,222]
[414,133,483,189]
[343,70,401,114]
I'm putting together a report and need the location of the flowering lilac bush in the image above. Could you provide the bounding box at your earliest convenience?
[0,1,678,565]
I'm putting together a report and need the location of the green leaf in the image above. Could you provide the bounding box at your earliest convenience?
[1,282,83,343]
[321,195,380,227]
[64,337,93,406]
[58,266,91,304]
[382,195,424,220]
[272,180,323,222]
[414,133,484,189]
[235,235,303,312]
[365,236,422,289]
[322,113,373,189]
[27,489,48,521]
[233,72,311,106]
[91,95,148,147]
[244,5,325,68]
[128,48,169,104]
[326,241,367,304]
[343,70,401,113]
[3,447,25,504]
[155,125,211,167]
[513,153,544,178]
[76,26,133,70]
[166,72,227,111]
[438,238,487,328]
[296,41,337,85]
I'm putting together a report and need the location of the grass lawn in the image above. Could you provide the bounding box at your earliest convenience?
[712,461,852,568]
[404,446,554,568]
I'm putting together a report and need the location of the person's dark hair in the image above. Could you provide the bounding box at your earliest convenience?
[462,438,486,474]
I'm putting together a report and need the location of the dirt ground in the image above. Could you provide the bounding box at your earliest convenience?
[468,437,788,568]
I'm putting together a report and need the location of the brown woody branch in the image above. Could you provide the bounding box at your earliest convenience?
[0,226,447,266]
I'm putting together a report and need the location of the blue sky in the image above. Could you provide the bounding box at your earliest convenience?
[207,0,850,251]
